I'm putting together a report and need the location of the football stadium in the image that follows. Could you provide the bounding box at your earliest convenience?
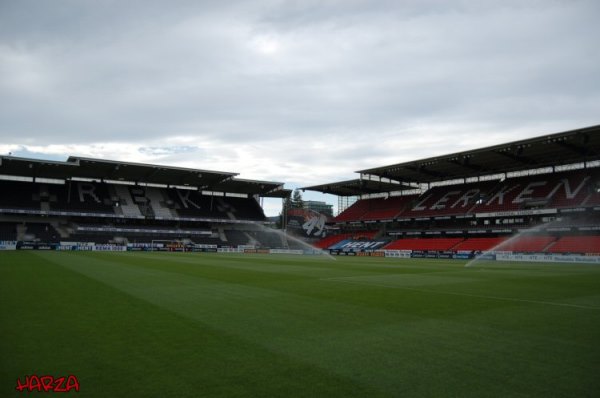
[1,125,600,396]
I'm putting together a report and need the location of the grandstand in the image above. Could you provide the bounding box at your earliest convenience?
[0,156,291,249]
[1,126,600,258]
[305,125,600,257]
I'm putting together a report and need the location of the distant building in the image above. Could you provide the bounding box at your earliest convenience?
[304,200,333,217]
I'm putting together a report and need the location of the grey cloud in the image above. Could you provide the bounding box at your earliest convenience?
[0,0,598,185]
[138,145,201,156]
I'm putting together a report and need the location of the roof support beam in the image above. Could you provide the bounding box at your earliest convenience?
[405,165,449,179]
[554,139,598,157]
[444,158,486,173]
[143,167,163,181]
[493,150,537,166]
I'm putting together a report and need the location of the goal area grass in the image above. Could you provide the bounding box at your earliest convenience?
[1,251,599,397]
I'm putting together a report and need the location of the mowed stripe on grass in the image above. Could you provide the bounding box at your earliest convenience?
[1,251,599,397]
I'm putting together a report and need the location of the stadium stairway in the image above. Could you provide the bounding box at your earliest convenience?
[111,185,143,218]
[541,240,557,253]
[50,221,70,239]
[15,224,27,241]
[145,187,177,219]
[453,237,507,251]
[244,232,258,247]
[217,227,228,243]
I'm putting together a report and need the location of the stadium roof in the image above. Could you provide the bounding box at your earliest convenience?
[0,155,287,196]
[68,156,237,187]
[359,124,600,184]
[302,178,416,197]
[209,178,291,198]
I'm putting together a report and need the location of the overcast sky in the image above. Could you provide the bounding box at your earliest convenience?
[1,0,599,215]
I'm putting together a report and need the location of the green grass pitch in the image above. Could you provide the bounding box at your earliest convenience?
[1,251,600,397]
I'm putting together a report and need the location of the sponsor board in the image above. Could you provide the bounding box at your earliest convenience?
[329,250,357,256]
[329,249,387,257]
[195,244,218,249]
[0,241,17,250]
[92,245,127,252]
[56,245,76,251]
[475,208,556,218]
[16,242,57,251]
[244,249,270,254]
[56,245,94,251]
[218,248,244,253]
[61,241,94,247]
[474,253,497,260]
[453,253,473,259]
[356,251,385,257]
[127,247,165,252]
[496,253,600,264]
[270,249,304,255]
[384,250,412,258]
[303,249,326,255]
[409,250,476,260]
